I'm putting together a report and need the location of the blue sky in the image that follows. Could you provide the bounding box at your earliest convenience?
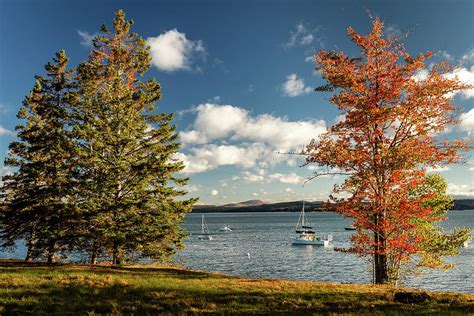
[1,0,473,204]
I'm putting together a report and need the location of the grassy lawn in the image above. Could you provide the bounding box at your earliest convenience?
[0,259,473,315]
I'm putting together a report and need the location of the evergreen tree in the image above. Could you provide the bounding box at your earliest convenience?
[0,51,76,263]
[72,10,195,264]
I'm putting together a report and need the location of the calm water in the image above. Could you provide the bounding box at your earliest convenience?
[2,210,473,293]
[176,211,474,293]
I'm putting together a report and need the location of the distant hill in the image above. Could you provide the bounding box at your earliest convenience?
[222,200,266,208]
[192,199,474,213]
[193,200,324,213]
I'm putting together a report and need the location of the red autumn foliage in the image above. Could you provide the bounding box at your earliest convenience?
[305,18,471,284]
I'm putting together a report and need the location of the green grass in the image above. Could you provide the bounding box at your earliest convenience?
[0,259,473,315]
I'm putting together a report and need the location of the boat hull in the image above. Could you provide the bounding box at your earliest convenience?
[291,236,330,246]
[198,235,213,240]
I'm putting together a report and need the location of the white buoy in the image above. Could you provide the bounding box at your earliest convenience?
[247,252,251,259]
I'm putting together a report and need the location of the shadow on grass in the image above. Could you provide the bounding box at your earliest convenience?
[1,261,472,315]
[0,281,397,315]
[0,260,230,281]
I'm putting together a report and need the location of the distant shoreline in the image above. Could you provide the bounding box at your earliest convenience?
[192,199,474,213]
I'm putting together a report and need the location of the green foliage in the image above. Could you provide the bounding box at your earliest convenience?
[411,174,471,271]
[387,174,472,284]
[70,10,195,264]
[0,51,76,263]
[0,11,196,264]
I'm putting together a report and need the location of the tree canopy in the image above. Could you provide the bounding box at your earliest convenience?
[0,11,195,264]
[305,18,472,284]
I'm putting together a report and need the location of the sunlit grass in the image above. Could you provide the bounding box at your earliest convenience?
[0,259,472,314]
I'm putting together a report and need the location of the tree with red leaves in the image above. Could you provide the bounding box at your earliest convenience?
[305,18,472,285]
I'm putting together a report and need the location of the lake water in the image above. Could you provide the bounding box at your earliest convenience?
[177,211,474,293]
[2,210,473,293]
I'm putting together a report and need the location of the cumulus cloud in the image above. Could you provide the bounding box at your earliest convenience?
[281,74,312,97]
[185,184,202,193]
[460,108,474,136]
[211,189,218,196]
[444,66,474,99]
[237,170,305,185]
[194,104,247,139]
[269,172,304,185]
[448,183,474,197]
[415,66,474,98]
[147,29,205,72]
[241,171,265,183]
[181,103,326,149]
[461,49,474,64]
[177,103,327,174]
[180,130,208,145]
[0,125,14,136]
[77,30,97,47]
[177,144,270,174]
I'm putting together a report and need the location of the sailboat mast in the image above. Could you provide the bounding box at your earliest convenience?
[202,214,204,233]
[302,201,305,228]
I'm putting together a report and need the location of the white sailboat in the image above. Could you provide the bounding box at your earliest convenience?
[219,225,233,232]
[291,202,332,246]
[198,214,213,240]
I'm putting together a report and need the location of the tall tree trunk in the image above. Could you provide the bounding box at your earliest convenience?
[374,230,388,284]
[90,248,98,265]
[25,226,37,262]
[25,248,33,262]
[112,244,121,265]
[47,241,56,264]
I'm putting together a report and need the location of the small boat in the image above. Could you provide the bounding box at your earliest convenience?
[345,223,356,231]
[198,215,213,240]
[219,225,232,232]
[291,202,332,246]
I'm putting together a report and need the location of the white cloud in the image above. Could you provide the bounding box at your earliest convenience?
[414,67,474,99]
[461,49,474,64]
[426,166,450,173]
[307,165,320,171]
[177,103,327,174]
[285,188,293,193]
[460,108,474,135]
[177,144,270,174]
[0,125,14,136]
[77,30,97,47]
[211,189,218,196]
[180,103,326,150]
[194,104,247,139]
[445,66,474,99]
[241,171,265,183]
[301,34,314,45]
[269,172,304,185]
[185,184,202,192]
[180,130,208,145]
[286,23,320,48]
[413,69,430,82]
[281,74,312,97]
[147,29,205,72]
[441,50,452,61]
[252,192,258,197]
[448,183,474,197]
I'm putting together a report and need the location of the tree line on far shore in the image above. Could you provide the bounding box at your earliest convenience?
[0,11,196,264]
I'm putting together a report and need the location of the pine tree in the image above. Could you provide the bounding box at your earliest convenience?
[72,10,195,264]
[0,51,76,263]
